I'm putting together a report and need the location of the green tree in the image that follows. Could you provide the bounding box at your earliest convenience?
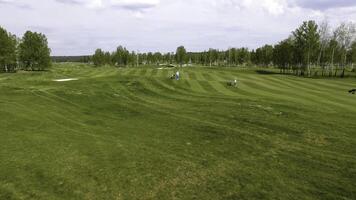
[163,53,173,64]
[292,21,320,76]
[147,52,153,65]
[351,42,356,71]
[0,26,17,72]
[175,46,187,66]
[153,52,162,65]
[273,38,295,73]
[129,51,137,67]
[237,48,250,65]
[326,38,342,76]
[114,46,129,66]
[92,48,105,66]
[208,48,217,66]
[318,20,331,76]
[254,45,274,66]
[19,31,51,71]
[104,51,112,65]
[334,22,356,77]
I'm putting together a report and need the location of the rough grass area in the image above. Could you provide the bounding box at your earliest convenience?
[0,63,356,199]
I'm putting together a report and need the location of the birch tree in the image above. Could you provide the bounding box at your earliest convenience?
[0,26,17,72]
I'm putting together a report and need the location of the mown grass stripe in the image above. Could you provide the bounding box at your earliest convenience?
[127,68,137,76]
[237,80,323,107]
[265,76,356,106]
[215,71,234,80]
[136,68,146,76]
[183,80,192,89]
[158,69,169,78]
[201,73,215,81]
[198,81,220,94]
[189,80,207,93]
[188,72,197,80]
[194,71,206,81]
[150,69,158,77]
[209,81,242,97]
[208,72,228,82]
[241,76,356,111]
[145,79,210,102]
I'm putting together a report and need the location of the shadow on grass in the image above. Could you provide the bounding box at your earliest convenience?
[255,70,281,75]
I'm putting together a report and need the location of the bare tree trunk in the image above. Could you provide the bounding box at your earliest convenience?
[317,49,322,67]
[307,51,311,77]
[341,53,347,78]
[317,47,323,77]
[330,48,335,77]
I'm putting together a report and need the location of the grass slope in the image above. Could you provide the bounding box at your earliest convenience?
[0,63,356,199]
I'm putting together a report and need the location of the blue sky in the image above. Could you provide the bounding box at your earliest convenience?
[1,0,355,55]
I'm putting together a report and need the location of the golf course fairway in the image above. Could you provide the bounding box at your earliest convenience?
[1,63,356,199]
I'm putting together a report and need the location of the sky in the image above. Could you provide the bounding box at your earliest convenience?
[0,0,356,56]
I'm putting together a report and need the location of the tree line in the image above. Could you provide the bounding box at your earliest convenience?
[92,20,356,77]
[92,45,251,68]
[271,20,356,77]
[0,26,51,72]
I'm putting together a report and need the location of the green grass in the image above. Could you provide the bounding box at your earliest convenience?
[1,63,356,199]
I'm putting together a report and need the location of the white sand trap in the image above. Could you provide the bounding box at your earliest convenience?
[53,78,78,82]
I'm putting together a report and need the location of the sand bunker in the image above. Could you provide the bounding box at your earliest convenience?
[53,78,78,82]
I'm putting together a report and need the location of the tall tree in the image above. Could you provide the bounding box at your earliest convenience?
[208,48,218,66]
[114,46,129,66]
[19,31,51,71]
[237,48,250,65]
[351,41,356,71]
[273,38,295,73]
[0,26,17,72]
[326,37,341,76]
[175,46,187,66]
[153,52,162,65]
[293,21,320,76]
[334,22,356,77]
[254,45,274,66]
[318,20,331,76]
[92,48,105,66]
[147,52,153,64]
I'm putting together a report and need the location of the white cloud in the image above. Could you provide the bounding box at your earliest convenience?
[56,0,160,10]
[109,0,159,9]
[288,0,356,10]
[1,0,355,55]
[88,0,103,8]
[0,0,31,8]
[262,0,287,15]
[212,0,287,15]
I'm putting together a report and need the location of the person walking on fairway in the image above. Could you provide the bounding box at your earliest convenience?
[176,71,180,80]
